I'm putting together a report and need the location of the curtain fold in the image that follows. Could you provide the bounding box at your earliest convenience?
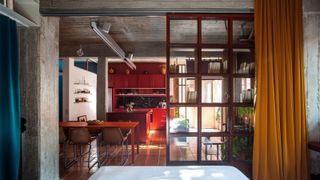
[253,0,309,180]
[0,15,21,180]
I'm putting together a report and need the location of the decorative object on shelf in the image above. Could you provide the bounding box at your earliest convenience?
[125,69,130,75]
[160,64,166,75]
[74,88,90,94]
[74,77,90,85]
[77,115,87,122]
[126,102,135,112]
[75,97,89,103]
[109,67,115,74]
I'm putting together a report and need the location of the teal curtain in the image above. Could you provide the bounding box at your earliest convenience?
[0,15,21,180]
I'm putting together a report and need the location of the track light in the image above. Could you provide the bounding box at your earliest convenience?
[90,21,136,70]
[76,45,84,56]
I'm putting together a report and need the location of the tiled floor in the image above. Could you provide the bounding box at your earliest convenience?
[59,130,166,180]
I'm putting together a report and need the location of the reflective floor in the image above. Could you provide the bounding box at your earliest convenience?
[59,130,166,180]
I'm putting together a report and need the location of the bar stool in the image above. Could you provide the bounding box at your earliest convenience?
[97,128,129,166]
[69,128,97,170]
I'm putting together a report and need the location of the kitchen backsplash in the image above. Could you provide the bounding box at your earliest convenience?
[116,96,166,109]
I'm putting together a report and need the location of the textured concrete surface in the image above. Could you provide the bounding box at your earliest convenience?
[19,16,60,180]
[40,0,254,15]
[303,0,320,175]
[97,57,108,120]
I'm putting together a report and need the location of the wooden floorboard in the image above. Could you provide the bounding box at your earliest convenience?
[59,130,166,179]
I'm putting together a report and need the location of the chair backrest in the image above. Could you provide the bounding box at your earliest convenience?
[59,127,67,143]
[77,115,87,122]
[101,128,124,145]
[69,128,91,144]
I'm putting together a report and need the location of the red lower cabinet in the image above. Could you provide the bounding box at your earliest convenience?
[151,108,166,130]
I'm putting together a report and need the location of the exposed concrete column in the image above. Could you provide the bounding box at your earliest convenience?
[97,57,108,120]
[303,0,320,175]
[61,57,73,121]
[19,16,60,180]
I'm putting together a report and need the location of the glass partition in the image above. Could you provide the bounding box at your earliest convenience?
[201,107,229,132]
[201,136,229,161]
[170,20,197,44]
[202,19,228,44]
[169,107,198,133]
[201,48,228,74]
[170,48,197,74]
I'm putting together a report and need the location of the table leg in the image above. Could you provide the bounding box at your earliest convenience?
[131,128,135,164]
[217,144,220,160]
[136,127,139,154]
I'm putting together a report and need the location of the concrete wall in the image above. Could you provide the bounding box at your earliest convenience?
[19,16,59,180]
[303,0,320,175]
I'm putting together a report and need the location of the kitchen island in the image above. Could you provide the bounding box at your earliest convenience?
[107,109,151,143]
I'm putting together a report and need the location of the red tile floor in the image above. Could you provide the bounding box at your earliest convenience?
[59,130,166,180]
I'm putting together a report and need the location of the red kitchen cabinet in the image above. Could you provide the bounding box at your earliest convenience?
[138,75,151,88]
[108,74,114,87]
[151,75,165,88]
[127,75,138,88]
[151,108,166,130]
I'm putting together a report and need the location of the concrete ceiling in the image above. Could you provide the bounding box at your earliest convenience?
[59,16,253,60]
[59,16,166,58]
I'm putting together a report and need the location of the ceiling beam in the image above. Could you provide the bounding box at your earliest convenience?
[40,0,253,16]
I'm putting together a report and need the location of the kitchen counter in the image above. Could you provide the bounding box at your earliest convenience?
[107,110,152,143]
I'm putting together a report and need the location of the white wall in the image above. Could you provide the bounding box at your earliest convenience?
[62,57,97,121]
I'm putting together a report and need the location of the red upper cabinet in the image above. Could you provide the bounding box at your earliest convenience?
[110,74,165,88]
[151,75,165,88]
[127,75,138,88]
[113,75,127,88]
[138,75,151,88]
[108,74,114,87]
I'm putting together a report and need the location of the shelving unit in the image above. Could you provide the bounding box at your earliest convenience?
[166,14,255,177]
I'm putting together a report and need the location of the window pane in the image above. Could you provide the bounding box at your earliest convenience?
[170,20,197,44]
[201,107,229,132]
[233,20,254,45]
[169,107,198,133]
[201,136,229,161]
[232,136,253,161]
[170,48,197,74]
[233,49,255,74]
[233,107,254,133]
[201,48,228,74]
[202,19,228,44]
[201,77,229,103]
[170,77,197,103]
[170,136,197,161]
[233,78,254,103]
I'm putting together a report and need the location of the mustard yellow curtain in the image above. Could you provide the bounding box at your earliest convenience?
[253,0,309,180]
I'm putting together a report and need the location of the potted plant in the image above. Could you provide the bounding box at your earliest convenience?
[232,136,253,161]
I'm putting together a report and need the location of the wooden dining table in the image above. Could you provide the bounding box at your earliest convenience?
[59,121,140,164]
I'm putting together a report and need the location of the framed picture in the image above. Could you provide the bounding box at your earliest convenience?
[77,115,87,122]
